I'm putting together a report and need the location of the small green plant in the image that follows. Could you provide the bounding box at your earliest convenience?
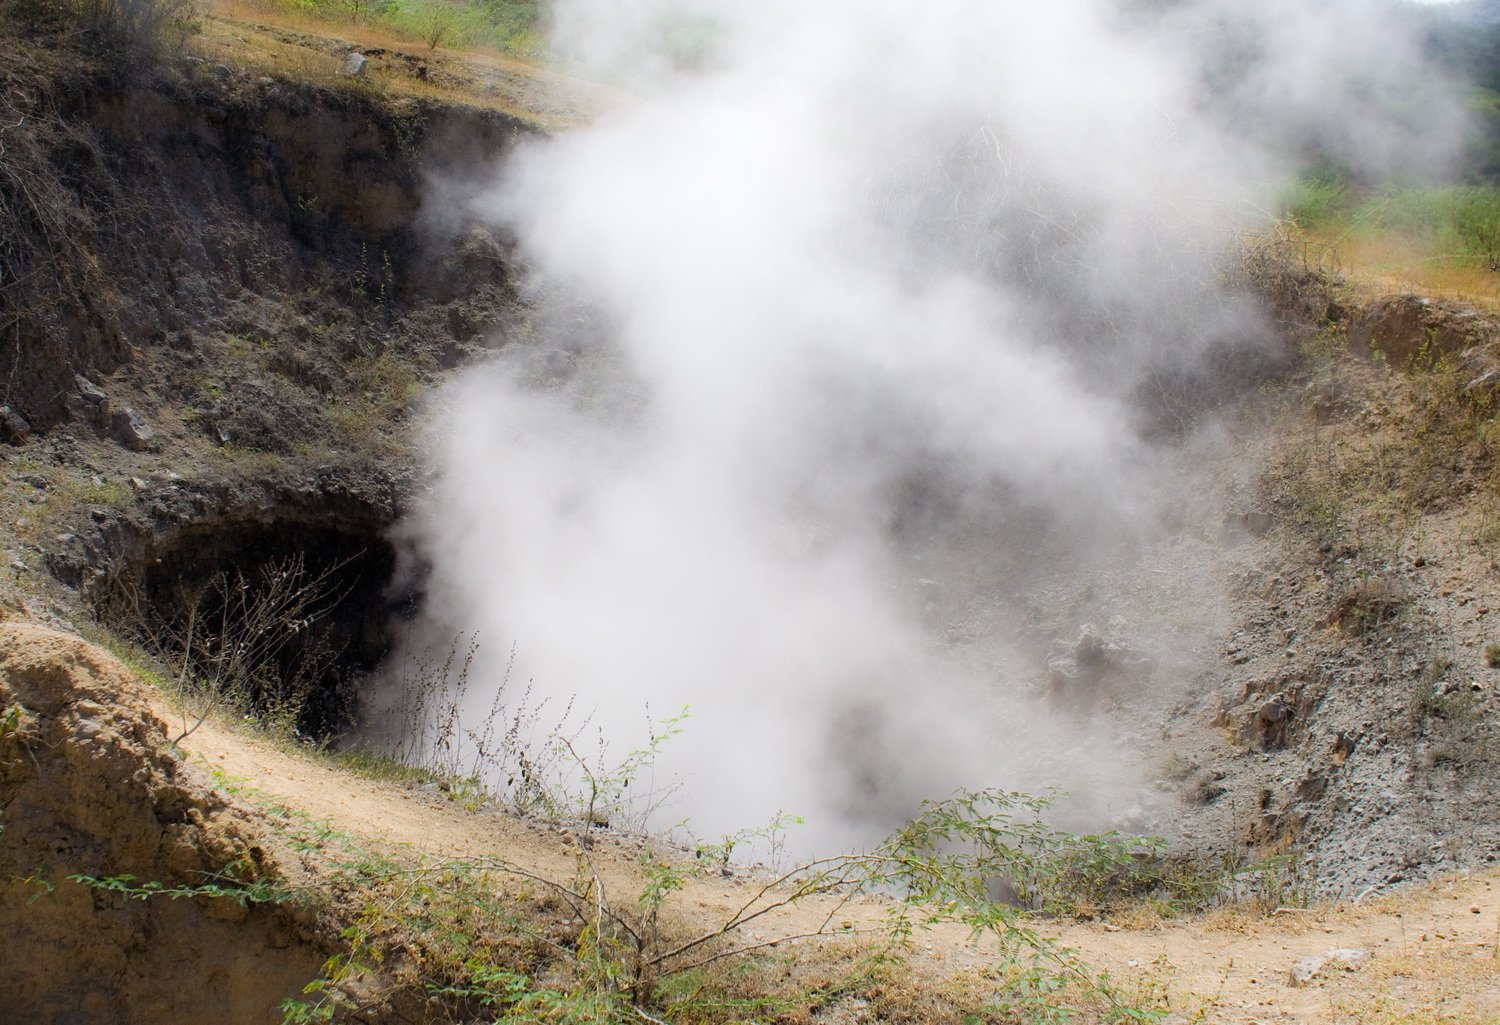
[1407,658,1459,732]
[281,923,384,1024]
[1453,188,1500,270]
[371,633,688,829]
[1484,642,1500,668]
[0,702,21,738]
[198,761,1177,1024]
[551,707,688,830]
[329,747,440,787]
[79,479,129,508]
[70,866,293,907]
[0,703,34,775]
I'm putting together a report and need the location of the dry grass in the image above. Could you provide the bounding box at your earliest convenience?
[190,2,610,128]
[1261,347,1498,560]
[1326,951,1500,1024]
[211,0,432,53]
[210,0,545,71]
[1302,230,1500,311]
[321,351,418,453]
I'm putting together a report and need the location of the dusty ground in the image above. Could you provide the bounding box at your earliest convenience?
[129,644,1500,1024]
[196,0,627,130]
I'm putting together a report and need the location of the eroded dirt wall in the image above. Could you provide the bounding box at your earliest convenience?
[0,620,327,1024]
[1,31,529,434]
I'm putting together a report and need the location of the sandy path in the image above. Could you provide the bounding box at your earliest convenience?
[155,695,1500,1022]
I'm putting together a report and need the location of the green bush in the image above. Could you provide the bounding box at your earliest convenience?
[1282,175,1355,233]
[1451,187,1500,267]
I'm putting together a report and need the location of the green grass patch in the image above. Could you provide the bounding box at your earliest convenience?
[1281,177,1500,270]
[244,0,543,57]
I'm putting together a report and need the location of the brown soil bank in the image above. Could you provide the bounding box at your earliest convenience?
[0,619,326,1024]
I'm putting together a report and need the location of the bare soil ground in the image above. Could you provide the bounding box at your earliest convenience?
[7,617,1500,1023]
[175,708,1500,1024]
[192,2,626,130]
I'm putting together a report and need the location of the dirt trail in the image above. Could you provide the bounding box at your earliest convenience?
[4,616,1499,1021]
[148,688,1500,1024]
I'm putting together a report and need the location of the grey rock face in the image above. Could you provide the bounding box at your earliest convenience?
[0,404,30,443]
[114,408,156,451]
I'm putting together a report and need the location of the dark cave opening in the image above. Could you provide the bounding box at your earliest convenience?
[119,518,413,738]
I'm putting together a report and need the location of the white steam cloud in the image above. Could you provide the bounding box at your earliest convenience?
[390,0,1462,846]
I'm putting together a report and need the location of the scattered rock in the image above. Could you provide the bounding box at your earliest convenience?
[341,52,367,77]
[1221,511,1273,546]
[1230,510,1275,537]
[1331,731,1357,765]
[1465,368,1500,396]
[113,407,156,451]
[1294,769,1327,801]
[1043,624,1153,709]
[1247,693,1298,751]
[1258,698,1289,725]
[68,374,110,427]
[74,373,106,405]
[1288,948,1372,987]
[0,404,31,443]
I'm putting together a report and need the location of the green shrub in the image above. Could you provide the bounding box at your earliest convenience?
[1280,175,1500,270]
[1282,175,1356,232]
[1451,187,1500,268]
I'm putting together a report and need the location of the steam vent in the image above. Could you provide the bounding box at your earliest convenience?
[4,0,1500,1021]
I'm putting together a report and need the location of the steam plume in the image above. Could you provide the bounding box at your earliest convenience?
[392,0,1462,846]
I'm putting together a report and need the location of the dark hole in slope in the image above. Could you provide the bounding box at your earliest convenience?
[129,519,408,738]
